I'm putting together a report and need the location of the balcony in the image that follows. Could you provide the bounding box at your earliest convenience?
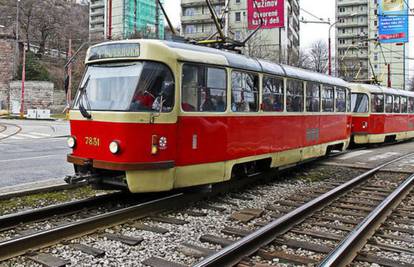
[337,11,367,18]
[90,26,105,33]
[182,14,212,24]
[183,32,211,40]
[90,0,104,9]
[90,16,104,24]
[337,21,368,28]
[181,0,224,7]
[90,10,105,17]
[337,0,368,7]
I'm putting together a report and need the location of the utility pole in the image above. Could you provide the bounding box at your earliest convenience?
[67,38,72,115]
[13,0,20,78]
[387,63,391,87]
[224,0,229,37]
[155,0,159,38]
[107,0,112,39]
[19,47,25,118]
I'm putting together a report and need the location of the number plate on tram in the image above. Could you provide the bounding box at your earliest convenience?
[85,137,100,147]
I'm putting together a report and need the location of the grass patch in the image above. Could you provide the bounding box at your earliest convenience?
[0,186,99,216]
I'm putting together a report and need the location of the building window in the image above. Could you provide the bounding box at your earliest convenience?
[235,12,241,22]
[184,8,195,16]
[185,25,195,34]
[236,0,240,3]
[234,31,241,41]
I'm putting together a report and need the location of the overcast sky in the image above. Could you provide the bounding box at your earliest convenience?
[165,0,413,73]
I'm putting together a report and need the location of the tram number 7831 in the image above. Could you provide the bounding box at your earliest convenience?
[85,137,100,147]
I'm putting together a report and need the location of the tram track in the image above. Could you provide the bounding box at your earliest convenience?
[1,151,413,266]
[194,153,414,267]
[0,123,22,141]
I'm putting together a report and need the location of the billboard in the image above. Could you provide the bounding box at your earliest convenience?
[247,0,285,30]
[378,0,409,43]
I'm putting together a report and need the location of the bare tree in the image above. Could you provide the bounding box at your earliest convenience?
[307,40,328,73]
[409,77,414,91]
[292,49,311,69]
[32,0,60,57]
[19,0,36,51]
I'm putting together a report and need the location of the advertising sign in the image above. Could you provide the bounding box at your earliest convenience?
[247,0,285,30]
[378,0,409,43]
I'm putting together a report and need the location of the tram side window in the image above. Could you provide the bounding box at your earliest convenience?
[408,97,414,113]
[129,62,175,112]
[262,76,284,112]
[306,82,320,112]
[385,94,393,113]
[371,93,384,113]
[181,64,227,112]
[286,79,304,112]
[401,97,408,113]
[393,95,401,113]
[322,85,334,112]
[335,87,346,112]
[351,93,369,113]
[231,71,259,112]
[346,89,351,112]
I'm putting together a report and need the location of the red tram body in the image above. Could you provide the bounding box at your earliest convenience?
[350,84,414,144]
[67,40,352,193]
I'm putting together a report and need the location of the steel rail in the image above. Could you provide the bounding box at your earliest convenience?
[0,168,273,261]
[194,152,414,267]
[319,174,414,267]
[0,124,6,133]
[0,192,127,231]
[0,123,22,141]
[0,193,187,260]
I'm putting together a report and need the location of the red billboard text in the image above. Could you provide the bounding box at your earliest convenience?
[247,0,285,30]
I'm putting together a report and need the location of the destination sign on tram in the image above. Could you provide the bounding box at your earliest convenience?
[88,43,140,61]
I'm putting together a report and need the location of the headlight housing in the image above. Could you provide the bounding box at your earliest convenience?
[67,136,76,148]
[109,141,120,154]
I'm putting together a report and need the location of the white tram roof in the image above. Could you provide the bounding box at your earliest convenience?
[87,39,349,88]
[350,83,414,97]
[164,41,349,88]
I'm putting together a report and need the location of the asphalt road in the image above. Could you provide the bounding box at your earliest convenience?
[0,119,74,187]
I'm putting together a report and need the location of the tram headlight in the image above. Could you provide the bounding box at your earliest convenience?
[67,136,76,148]
[109,141,120,154]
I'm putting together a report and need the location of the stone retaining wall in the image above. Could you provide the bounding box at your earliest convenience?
[9,81,54,113]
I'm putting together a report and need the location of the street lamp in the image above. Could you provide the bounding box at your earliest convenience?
[328,13,357,76]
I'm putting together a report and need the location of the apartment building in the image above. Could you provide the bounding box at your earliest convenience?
[336,0,408,89]
[89,0,164,41]
[181,0,300,63]
[89,0,106,41]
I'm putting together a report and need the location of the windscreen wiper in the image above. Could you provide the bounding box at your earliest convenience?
[77,76,92,119]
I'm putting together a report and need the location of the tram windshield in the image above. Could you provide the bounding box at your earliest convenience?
[74,61,174,112]
[351,93,369,113]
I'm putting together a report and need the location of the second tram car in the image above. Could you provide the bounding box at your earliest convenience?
[67,40,353,193]
[350,83,414,144]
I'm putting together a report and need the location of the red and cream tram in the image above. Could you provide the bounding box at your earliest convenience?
[350,83,414,144]
[67,40,352,193]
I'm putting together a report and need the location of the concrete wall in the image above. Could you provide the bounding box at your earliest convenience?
[9,81,54,113]
[0,27,16,110]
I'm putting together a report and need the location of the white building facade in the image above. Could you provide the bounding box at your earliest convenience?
[335,0,409,89]
[181,0,300,64]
